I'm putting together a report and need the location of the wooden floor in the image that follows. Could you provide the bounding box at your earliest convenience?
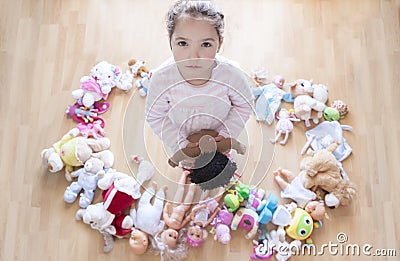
[1,0,400,260]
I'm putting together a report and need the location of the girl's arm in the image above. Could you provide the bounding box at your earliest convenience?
[145,73,190,152]
[217,72,253,138]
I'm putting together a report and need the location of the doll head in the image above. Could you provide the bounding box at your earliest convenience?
[272,75,285,89]
[160,228,179,249]
[129,228,149,255]
[151,228,188,261]
[189,151,237,190]
[186,225,206,248]
[305,200,326,221]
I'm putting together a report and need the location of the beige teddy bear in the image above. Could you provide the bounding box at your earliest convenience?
[301,142,357,208]
[289,79,328,127]
[41,128,114,181]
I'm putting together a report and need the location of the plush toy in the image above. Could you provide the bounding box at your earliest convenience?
[301,142,357,208]
[211,206,233,244]
[75,202,117,253]
[66,101,110,128]
[301,120,353,163]
[223,181,250,212]
[331,100,349,116]
[76,158,155,252]
[187,187,225,248]
[64,157,104,208]
[251,67,269,87]
[270,108,300,145]
[324,100,349,121]
[257,193,278,225]
[268,226,301,261]
[285,206,320,244]
[253,75,294,125]
[231,207,259,239]
[163,171,197,231]
[129,182,167,255]
[127,59,150,96]
[289,79,328,127]
[76,122,105,139]
[245,186,266,212]
[40,128,114,181]
[130,181,167,237]
[72,61,122,107]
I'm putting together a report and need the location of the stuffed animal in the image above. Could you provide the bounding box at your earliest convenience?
[130,181,167,237]
[66,101,110,128]
[128,59,150,96]
[64,157,104,208]
[76,122,105,139]
[289,79,328,127]
[257,193,278,225]
[72,61,122,107]
[212,207,233,244]
[253,75,294,125]
[40,128,114,181]
[268,226,301,261]
[75,158,155,252]
[301,142,357,208]
[331,100,349,116]
[270,108,300,145]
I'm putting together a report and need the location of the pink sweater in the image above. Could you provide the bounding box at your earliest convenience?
[145,56,253,153]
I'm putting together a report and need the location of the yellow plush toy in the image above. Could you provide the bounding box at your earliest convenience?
[301,142,357,208]
[41,128,114,181]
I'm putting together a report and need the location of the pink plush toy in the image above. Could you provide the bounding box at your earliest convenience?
[212,207,234,244]
[66,101,110,128]
[72,61,122,108]
[270,108,300,145]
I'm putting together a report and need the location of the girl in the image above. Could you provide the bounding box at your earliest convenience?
[145,0,253,155]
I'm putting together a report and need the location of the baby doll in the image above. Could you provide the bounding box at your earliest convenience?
[168,129,246,168]
[129,182,168,255]
[274,168,326,221]
[186,187,226,247]
[253,75,294,125]
[163,170,197,231]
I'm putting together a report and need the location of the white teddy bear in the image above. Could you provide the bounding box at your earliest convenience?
[64,157,105,208]
[72,61,123,107]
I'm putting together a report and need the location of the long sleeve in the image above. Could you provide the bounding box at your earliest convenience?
[145,63,189,153]
[216,71,253,138]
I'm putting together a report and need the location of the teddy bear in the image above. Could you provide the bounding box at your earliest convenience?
[289,79,328,127]
[40,127,114,181]
[63,157,105,208]
[72,61,123,108]
[300,142,357,208]
[75,157,155,252]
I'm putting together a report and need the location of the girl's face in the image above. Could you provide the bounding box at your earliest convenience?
[170,17,223,85]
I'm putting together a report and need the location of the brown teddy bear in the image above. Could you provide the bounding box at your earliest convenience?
[301,142,357,208]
